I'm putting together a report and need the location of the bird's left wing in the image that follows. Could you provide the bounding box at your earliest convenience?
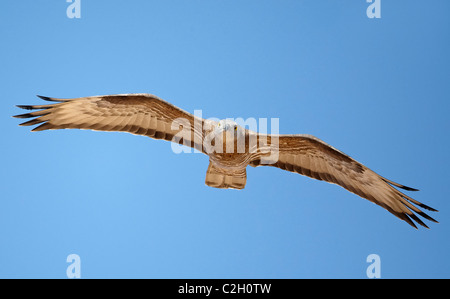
[14,94,214,153]
[250,134,438,229]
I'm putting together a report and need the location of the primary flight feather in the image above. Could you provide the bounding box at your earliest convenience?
[14,94,438,229]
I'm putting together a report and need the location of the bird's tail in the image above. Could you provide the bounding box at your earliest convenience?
[205,162,247,190]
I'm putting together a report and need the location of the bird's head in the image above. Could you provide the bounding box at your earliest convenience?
[215,119,245,137]
[215,119,245,139]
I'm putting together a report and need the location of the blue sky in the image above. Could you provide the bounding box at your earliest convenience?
[1,0,449,278]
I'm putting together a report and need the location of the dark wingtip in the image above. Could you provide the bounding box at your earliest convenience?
[36,95,62,102]
[31,122,54,132]
[381,177,419,192]
[16,105,34,110]
[417,211,439,223]
[417,203,438,212]
[19,118,45,127]
[13,113,34,119]
[37,95,53,101]
[401,186,419,192]
[402,214,418,229]
[409,213,430,229]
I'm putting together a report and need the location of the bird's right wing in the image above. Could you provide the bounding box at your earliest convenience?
[250,134,438,229]
[14,94,216,153]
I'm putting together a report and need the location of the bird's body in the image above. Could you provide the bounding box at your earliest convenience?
[14,93,438,229]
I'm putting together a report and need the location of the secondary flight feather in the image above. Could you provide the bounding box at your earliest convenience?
[14,94,438,229]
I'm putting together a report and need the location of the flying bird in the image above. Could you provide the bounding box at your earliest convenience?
[14,94,438,229]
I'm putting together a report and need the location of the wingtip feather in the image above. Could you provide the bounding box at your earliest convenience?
[382,177,419,192]
[13,113,34,119]
[409,213,429,229]
[402,186,420,192]
[16,105,34,110]
[19,118,45,126]
[36,95,62,102]
[31,122,54,132]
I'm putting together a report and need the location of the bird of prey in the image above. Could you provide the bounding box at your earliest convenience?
[14,94,438,229]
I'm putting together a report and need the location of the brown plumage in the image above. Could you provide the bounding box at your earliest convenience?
[14,94,438,229]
